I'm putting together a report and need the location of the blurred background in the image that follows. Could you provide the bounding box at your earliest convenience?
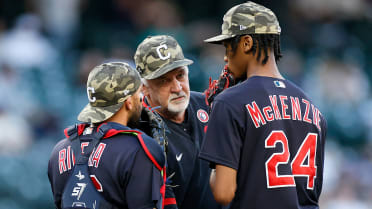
[0,0,371,208]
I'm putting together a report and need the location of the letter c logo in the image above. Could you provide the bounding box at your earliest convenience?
[156,44,170,60]
[87,87,96,102]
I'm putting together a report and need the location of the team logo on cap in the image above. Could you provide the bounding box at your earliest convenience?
[197,109,209,123]
[87,87,96,102]
[156,43,170,60]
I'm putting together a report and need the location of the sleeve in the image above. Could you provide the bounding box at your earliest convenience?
[126,149,164,209]
[164,186,178,209]
[316,114,327,196]
[48,156,61,209]
[199,100,243,170]
[48,146,63,209]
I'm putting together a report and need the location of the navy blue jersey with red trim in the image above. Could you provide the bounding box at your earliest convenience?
[48,122,164,209]
[199,76,327,209]
[163,91,221,209]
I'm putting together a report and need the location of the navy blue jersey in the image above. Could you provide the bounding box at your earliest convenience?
[48,122,164,209]
[200,76,327,209]
[164,91,221,209]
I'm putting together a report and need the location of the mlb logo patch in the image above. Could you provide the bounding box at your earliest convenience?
[274,80,286,88]
[197,109,209,123]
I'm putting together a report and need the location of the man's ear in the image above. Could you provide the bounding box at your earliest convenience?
[124,96,133,110]
[241,35,253,53]
[142,83,150,100]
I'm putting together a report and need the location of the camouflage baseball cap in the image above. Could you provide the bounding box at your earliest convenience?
[204,1,281,44]
[134,35,193,79]
[78,62,141,123]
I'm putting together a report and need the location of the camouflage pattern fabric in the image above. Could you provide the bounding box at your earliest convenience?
[204,1,281,44]
[134,35,193,79]
[78,62,142,123]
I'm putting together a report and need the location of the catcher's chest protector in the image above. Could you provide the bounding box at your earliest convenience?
[61,123,166,209]
[61,124,115,209]
[62,163,112,209]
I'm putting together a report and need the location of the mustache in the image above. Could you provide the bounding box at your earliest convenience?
[169,92,187,101]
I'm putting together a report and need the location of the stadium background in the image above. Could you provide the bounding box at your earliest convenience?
[0,0,371,208]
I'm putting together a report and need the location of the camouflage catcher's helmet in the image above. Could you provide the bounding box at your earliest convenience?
[78,62,142,123]
[134,35,193,79]
[204,1,281,44]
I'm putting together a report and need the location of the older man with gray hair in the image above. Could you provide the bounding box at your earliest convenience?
[135,35,222,209]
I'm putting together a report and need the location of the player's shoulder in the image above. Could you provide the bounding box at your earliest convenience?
[50,137,69,156]
[117,129,165,168]
[138,132,165,167]
[100,124,165,167]
[103,123,152,147]
[190,91,205,101]
[106,130,142,147]
[217,76,307,100]
[189,91,208,109]
[136,131,163,155]
[105,123,164,165]
[213,80,247,104]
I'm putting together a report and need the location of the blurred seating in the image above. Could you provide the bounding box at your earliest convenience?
[0,0,371,208]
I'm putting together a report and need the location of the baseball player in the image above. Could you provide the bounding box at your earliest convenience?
[48,62,166,209]
[134,35,222,209]
[199,2,327,209]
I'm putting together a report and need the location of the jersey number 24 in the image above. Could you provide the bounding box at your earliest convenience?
[265,131,317,190]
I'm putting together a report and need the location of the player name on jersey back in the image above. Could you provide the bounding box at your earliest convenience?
[246,94,322,131]
[58,142,106,174]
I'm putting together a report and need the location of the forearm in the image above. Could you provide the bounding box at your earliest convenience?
[209,165,237,205]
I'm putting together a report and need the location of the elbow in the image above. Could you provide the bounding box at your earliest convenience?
[213,189,235,206]
[211,182,236,206]
[209,165,237,206]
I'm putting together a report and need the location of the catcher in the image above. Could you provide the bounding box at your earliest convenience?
[47,62,167,209]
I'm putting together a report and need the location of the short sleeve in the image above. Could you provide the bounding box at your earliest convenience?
[48,155,62,209]
[199,100,243,170]
[126,149,163,209]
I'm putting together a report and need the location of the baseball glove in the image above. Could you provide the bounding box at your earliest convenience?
[141,106,168,154]
[204,65,235,107]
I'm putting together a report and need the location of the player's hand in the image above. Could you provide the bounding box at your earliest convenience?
[204,65,235,107]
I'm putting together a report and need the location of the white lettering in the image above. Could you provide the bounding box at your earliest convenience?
[72,183,87,200]
[246,95,322,131]
[156,44,171,60]
[87,87,96,102]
